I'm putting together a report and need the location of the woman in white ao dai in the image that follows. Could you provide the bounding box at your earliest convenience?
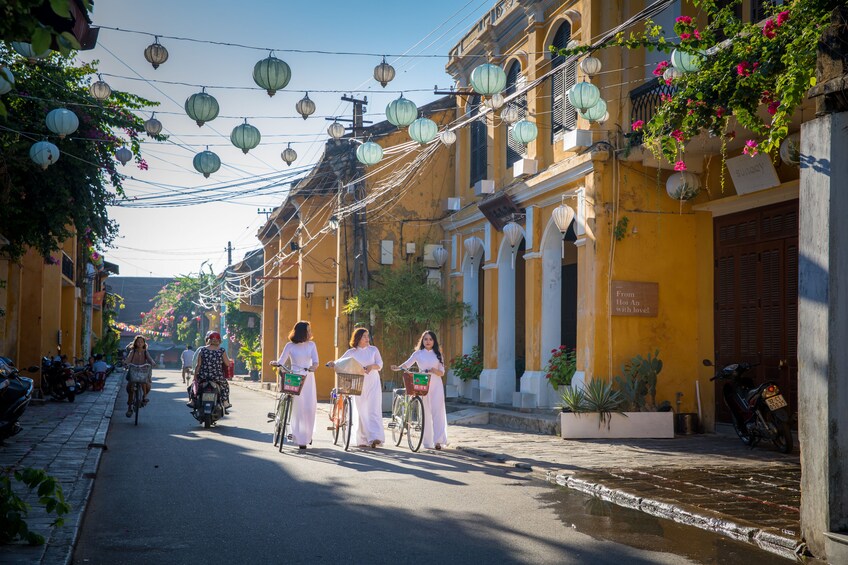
[335,327,385,448]
[271,321,319,449]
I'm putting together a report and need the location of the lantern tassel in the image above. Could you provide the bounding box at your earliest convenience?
[562,237,566,260]
[511,248,516,269]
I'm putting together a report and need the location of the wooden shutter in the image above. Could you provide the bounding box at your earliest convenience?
[506,62,526,167]
[550,22,572,141]
[469,95,487,187]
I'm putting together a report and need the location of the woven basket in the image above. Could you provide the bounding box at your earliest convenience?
[127,364,151,384]
[336,373,363,396]
[281,373,306,396]
[402,372,431,397]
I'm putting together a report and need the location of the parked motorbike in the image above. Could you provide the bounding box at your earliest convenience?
[40,357,78,402]
[704,359,793,453]
[0,357,35,440]
[189,378,225,429]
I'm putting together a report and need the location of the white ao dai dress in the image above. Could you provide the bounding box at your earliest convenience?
[400,348,447,449]
[339,345,385,446]
[276,341,319,447]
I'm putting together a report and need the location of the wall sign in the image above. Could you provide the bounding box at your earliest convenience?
[726,153,781,195]
[612,281,658,317]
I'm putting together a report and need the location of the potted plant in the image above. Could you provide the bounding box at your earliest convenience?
[451,346,483,399]
[238,336,262,381]
[544,346,576,391]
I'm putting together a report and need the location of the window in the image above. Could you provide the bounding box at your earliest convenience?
[505,61,527,168]
[550,22,577,142]
[752,0,777,23]
[469,95,487,187]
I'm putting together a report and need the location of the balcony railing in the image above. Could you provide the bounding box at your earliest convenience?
[61,252,74,282]
[629,79,676,128]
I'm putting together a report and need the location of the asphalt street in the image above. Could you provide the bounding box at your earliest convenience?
[72,370,779,565]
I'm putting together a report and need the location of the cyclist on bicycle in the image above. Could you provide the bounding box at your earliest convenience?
[270,321,319,450]
[125,335,156,417]
[188,331,232,410]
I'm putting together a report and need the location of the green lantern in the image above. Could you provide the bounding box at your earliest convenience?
[185,88,220,127]
[567,81,601,113]
[356,140,383,166]
[231,120,261,154]
[670,49,702,73]
[408,117,438,144]
[470,63,507,96]
[511,119,538,144]
[253,53,291,97]
[386,94,417,128]
[579,98,607,123]
[193,149,221,178]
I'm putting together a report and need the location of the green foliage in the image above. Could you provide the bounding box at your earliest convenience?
[237,333,262,371]
[543,346,576,388]
[142,271,216,345]
[451,346,483,382]
[560,379,625,429]
[559,386,585,413]
[0,467,70,545]
[613,216,629,242]
[0,1,92,63]
[92,292,124,361]
[0,44,164,259]
[224,300,260,353]
[615,349,663,412]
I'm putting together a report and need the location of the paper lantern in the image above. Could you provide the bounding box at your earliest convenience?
[386,94,417,128]
[327,121,345,140]
[500,105,520,124]
[144,38,169,69]
[145,114,163,137]
[552,204,575,258]
[29,141,60,169]
[373,56,396,88]
[511,119,538,144]
[0,67,15,95]
[116,147,132,166]
[12,42,49,62]
[470,63,507,96]
[439,130,456,146]
[670,49,702,73]
[432,246,449,267]
[666,171,701,201]
[663,67,683,82]
[503,222,525,269]
[779,133,801,166]
[296,93,315,120]
[484,93,505,110]
[45,108,79,139]
[281,143,297,166]
[355,140,383,166]
[193,149,221,178]
[184,89,220,127]
[408,117,438,144]
[89,77,112,101]
[253,53,291,97]
[464,236,484,278]
[579,56,602,77]
[580,98,607,123]
[231,120,261,153]
[567,81,601,113]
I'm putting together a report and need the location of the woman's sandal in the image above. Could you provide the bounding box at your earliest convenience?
[141,398,149,406]
[370,440,380,449]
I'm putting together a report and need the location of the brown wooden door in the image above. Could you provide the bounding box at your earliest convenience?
[713,201,798,423]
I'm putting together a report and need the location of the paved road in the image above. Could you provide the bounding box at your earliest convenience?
[73,370,778,564]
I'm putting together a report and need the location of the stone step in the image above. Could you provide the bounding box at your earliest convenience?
[512,391,537,410]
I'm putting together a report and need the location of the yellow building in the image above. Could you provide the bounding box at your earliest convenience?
[439,0,803,432]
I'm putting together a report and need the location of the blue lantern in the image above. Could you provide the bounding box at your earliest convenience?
[185,88,219,127]
[670,49,702,73]
[253,53,291,97]
[356,141,383,166]
[567,82,601,113]
[231,120,261,153]
[386,95,417,128]
[408,117,438,144]
[580,98,607,123]
[194,149,221,178]
[470,63,507,96]
[511,119,538,144]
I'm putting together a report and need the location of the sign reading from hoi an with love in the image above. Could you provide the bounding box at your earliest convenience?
[612,281,658,317]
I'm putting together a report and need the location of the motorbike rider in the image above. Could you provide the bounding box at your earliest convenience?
[187,331,232,410]
[125,335,156,417]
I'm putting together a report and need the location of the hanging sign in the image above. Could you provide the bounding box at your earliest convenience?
[611,281,658,317]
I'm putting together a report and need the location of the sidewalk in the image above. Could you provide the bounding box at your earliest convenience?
[0,373,120,565]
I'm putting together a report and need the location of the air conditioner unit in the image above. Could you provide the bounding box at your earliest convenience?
[562,129,593,152]
[473,179,495,197]
[446,197,461,211]
[513,158,538,178]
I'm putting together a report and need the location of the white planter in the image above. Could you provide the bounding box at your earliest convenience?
[560,411,675,439]
[462,378,478,400]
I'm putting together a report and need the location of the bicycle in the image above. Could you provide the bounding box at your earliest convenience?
[126,363,151,426]
[267,364,307,452]
[388,370,430,452]
[327,368,363,452]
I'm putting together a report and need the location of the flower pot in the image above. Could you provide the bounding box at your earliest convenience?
[560,411,674,439]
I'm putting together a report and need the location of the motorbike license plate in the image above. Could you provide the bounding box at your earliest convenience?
[65,379,76,387]
[765,394,788,411]
[201,393,217,402]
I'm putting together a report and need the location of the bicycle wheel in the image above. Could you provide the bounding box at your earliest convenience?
[342,396,353,452]
[133,383,142,426]
[272,397,283,446]
[332,397,343,445]
[279,395,292,452]
[407,396,424,452]
[391,394,405,446]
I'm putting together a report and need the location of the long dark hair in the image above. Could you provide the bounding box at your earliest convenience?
[350,327,368,349]
[415,330,442,364]
[289,321,310,343]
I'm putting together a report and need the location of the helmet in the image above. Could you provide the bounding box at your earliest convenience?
[205,331,221,342]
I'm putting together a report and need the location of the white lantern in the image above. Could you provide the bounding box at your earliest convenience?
[327,121,345,140]
[253,53,291,97]
[552,204,575,258]
[373,56,396,88]
[511,119,538,144]
[779,132,801,166]
[0,67,15,95]
[193,149,221,178]
[12,42,49,62]
[89,76,112,101]
[597,111,610,125]
[386,95,418,128]
[469,63,507,96]
[231,120,261,153]
[464,236,484,278]
[579,56,602,77]
[439,130,456,146]
[296,93,315,120]
[666,171,701,201]
[663,67,684,82]
[356,140,383,166]
[144,37,169,70]
[500,105,520,124]
[282,143,297,166]
[432,246,449,268]
[45,108,79,139]
[502,222,525,269]
[580,98,607,123]
[144,114,163,137]
[408,117,438,144]
[484,93,505,110]
[29,141,59,169]
[670,49,702,73]
[567,82,601,113]
[115,147,132,166]
[185,89,219,127]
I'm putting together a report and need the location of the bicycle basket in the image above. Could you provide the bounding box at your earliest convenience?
[336,373,363,396]
[282,373,306,396]
[402,372,430,397]
[127,364,151,383]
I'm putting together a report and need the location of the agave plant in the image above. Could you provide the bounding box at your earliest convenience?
[559,386,586,413]
[582,378,625,429]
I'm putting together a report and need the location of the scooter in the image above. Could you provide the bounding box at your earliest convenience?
[0,357,35,441]
[41,357,77,402]
[189,378,225,429]
[704,359,793,453]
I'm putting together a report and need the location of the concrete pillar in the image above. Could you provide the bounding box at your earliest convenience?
[798,111,848,561]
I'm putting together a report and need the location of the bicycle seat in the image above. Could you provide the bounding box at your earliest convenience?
[393,388,406,396]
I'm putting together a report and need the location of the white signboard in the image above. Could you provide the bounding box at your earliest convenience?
[726,153,781,195]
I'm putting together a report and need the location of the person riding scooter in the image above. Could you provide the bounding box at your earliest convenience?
[187,331,232,411]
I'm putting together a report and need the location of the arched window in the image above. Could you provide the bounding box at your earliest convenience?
[550,21,577,142]
[468,94,487,187]
[505,61,527,168]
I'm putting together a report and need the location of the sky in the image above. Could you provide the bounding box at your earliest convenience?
[80,0,496,277]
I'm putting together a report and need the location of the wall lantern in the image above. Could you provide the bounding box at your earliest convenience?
[484,92,505,110]
[185,88,219,127]
[296,92,315,120]
[0,67,15,95]
[144,113,163,137]
[30,140,59,169]
[567,81,601,113]
[45,108,79,139]
[386,94,417,128]
[282,143,297,166]
[503,222,525,269]
[580,98,607,123]
[439,130,456,146]
[470,63,507,96]
[666,171,701,201]
[500,104,520,124]
[779,132,801,166]
[231,119,261,153]
[670,49,702,73]
[193,148,221,178]
[327,120,345,140]
[408,117,438,144]
[511,119,538,144]
[144,37,169,70]
[432,246,449,268]
[89,75,112,101]
[552,202,575,259]
[115,146,132,166]
[464,236,484,278]
[579,55,602,77]
[253,52,291,97]
[355,140,383,166]
[373,56,396,88]
[12,42,49,62]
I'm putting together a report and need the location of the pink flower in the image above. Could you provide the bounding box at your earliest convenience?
[715,107,725,118]
[763,19,776,39]
[767,101,780,115]
[743,139,759,156]
[679,32,691,40]
[653,60,669,77]
[693,29,701,40]
[675,16,692,25]
[137,158,149,171]
[671,129,684,142]
[674,160,687,171]
[660,93,672,103]
[777,11,790,26]
[737,61,751,76]
[631,120,645,131]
